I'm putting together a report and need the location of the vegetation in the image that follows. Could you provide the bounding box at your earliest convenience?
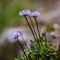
[14,10,59,60]
[46,25,55,32]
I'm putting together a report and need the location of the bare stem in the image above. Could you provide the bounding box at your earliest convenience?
[34,17,40,47]
[21,34,29,51]
[29,16,38,39]
[17,39,28,60]
[24,16,36,41]
[34,17,40,38]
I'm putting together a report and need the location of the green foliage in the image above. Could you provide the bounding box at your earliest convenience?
[0,0,31,33]
[31,0,51,3]
[14,58,19,60]
[46,25,55,32]
[15,36,57,60]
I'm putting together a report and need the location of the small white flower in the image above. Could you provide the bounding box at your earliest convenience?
[10,31,21,40]
[30,11,40,17]
[53,23,59,29]
[19,9,31,16]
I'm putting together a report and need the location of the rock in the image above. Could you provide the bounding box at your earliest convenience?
[38,8,60,25]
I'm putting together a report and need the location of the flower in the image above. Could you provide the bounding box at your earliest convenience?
[30,43,34,48]
[30,11,40,17]
[10,31,21,40]
[19,9,31,16]
[53,23,59,29]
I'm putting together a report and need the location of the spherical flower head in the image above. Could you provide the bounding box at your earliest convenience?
[30,11,40,17]
[19,9,31,16]
[10,31,21,40]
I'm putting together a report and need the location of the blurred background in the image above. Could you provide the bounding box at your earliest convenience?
[0,0,60,60]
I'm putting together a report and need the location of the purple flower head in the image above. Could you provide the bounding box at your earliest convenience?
[30,43,34,48]
[10,31,21,40]
[30,11,40,17]
[19,9,31,16]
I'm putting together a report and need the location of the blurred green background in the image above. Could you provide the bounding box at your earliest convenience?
[0,0,32,33]
[0,0,33,60]
[0,0,56,33]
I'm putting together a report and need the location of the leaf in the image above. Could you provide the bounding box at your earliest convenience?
[39,46,44,55]
[39,37,44,41]
[14,58,19,60]
[30,40,34,44]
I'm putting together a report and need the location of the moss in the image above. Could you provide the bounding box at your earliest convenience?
[46,25,55,32]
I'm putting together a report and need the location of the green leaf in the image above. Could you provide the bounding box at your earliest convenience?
[39,46,44,55]
[30,40,34,44]
[14,58,19,60]
[39,37,44,41]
